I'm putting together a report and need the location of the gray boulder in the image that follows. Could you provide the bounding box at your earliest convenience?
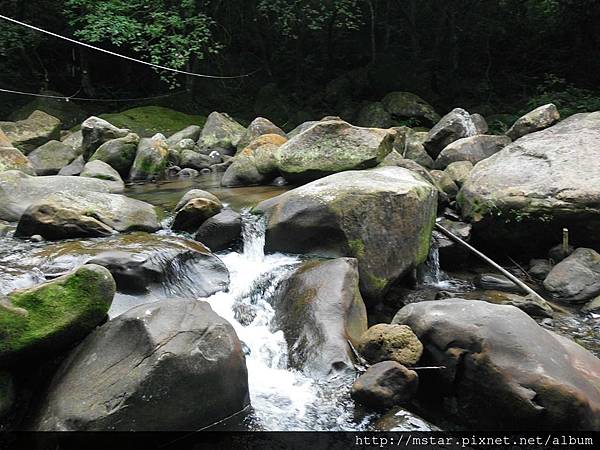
[15,191,160,240]
[61,130,83,155]
[80,160,125,192]
[81,116,129,160]
[274,258,368,377]
[179,150,212,171]
[89,133,139,176]
[381,92,440,126]
[506,104,560,141]
[255,166,437,304]
[0,170,118,222]
[402,131,434,168]
[434,135,511,169]
[0,111,62,154]
[58,155,85,176]
[35,300,249,431]
[197,112,246,155]
[172,197,223,232]
[543,248,600,303]
[351,361,419,411]
[423,108,477,158]
[129,133,169,181]
[166,125,202,147]
[429,170,458,199]
[458,112,600,251]
[275,119,394,183]
[393,299,600,430]
[195,209,242,252]
[471,113,489,134]
[175,189,220,211]
[444,161,473,187]
[356,102,393,129]
[27,140,78,175]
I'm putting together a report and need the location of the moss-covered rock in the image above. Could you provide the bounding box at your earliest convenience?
[255,166,437,305]
[0,264,115,365]
[15,191,160,240]
[100,106,206,138]
[0,111,62,154]
[357,324,423,366]
[81,117,130,160]
[197,112,245,155]
[89,133,139,177]
[381,92,440,127]
[356,102,393,129]
[129,133,169,181]
[275,119,395,183]
[27,140,79,175]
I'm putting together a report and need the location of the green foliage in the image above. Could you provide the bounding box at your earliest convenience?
[64,0,222,86]
[527,74,600,118]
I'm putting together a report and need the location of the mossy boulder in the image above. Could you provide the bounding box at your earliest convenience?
[129,133,169,181]
[197,112,245,155]
[15,191,160,240]
[357,324,423,366]
[0,264,115,365]
[0,170,118,222]
[381,92,440,127]
[0,111,62,154]
[222,134,287,187]
[8,93,88,129]
[100,106,206,138]
[356,102,393,129]
[81,116,130,160]
[273,258,368,377]
[0,146,35,176]
[89,133,139,177]
[275,119,395,183]
[255,166,437,305]
[458,112,600,252]
[27,140,79,175]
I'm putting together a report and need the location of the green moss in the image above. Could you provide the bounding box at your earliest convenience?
[366,273,389,293]
[348,239,366,258]
[0,266,115,358]
[100,106,206,138]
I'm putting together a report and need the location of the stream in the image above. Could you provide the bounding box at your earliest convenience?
[1,174,598,430]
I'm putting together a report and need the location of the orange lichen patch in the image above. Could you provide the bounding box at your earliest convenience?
[242,133,288,155]
[0,129,13,147]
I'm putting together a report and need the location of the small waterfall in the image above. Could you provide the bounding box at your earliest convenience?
[421,242,446,286]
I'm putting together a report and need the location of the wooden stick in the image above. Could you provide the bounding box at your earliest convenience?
[434,223,569,314]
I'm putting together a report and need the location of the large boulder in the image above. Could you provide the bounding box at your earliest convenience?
[81,116,129,160]
[27,140,79,175]
[255,166,437,304]
[15,191,160,240]
[0,265,115,365]
[423,108,477,158]
[80,160,125,192]
[356,102,393,129]
[197,112,246,155]
[543,248,600,303]
[381,92,440,126]
[275,119,395,183]
[129,133,169,181]
[35,300,249,431]
[222,134,287,187]
[273,258,368,377]
[89,133,139,177]
[506,104,560,141]
[172,197,223,232]
[61,130,83,155]
[434,135,511,169]
[57,155,85,176]
[0,146,35,176]
[402,131,434,169]
[236,117,286,152]
[0,170,119,222]
[195,209,242,252]
[351,361,419,411]
[179,150,213,171]
[0,111,61,154]
[458,112,600,252]
[393,299,600,430]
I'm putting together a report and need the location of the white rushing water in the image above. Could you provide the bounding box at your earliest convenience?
[202,212,369,431]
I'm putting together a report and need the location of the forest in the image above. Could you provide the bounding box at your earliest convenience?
[2,0,600,128]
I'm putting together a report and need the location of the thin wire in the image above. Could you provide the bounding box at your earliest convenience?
[0,87,189,102]
[0,14,260,80]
